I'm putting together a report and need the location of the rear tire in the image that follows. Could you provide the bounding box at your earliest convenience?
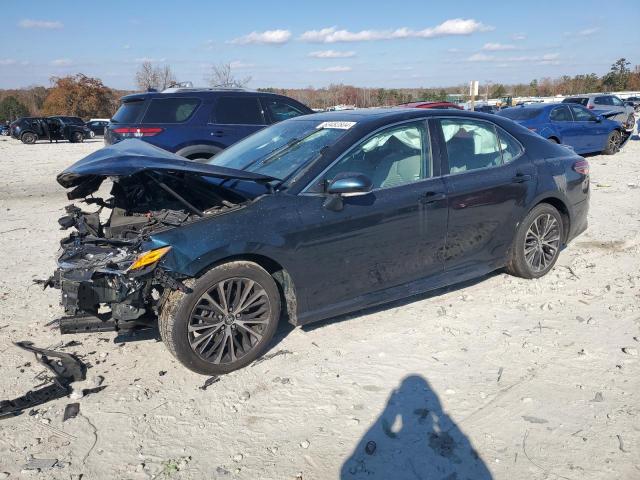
[159,261,281,375]
[603,130,621,155]
[21,132,36,144]
[70,131,84,143]
[506,203,564,279]
[547,137,560,144]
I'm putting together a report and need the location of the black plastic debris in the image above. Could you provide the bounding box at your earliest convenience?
[0,342,87,419]
[199,376,220,390]
[63,403,80,421]
[365,441,376,455]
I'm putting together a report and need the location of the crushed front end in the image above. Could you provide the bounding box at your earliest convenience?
[46,139,269,335]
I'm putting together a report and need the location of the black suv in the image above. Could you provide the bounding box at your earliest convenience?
[104,88,313,160]
[11,116,91,144]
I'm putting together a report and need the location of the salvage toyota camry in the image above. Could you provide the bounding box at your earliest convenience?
[49,109,589,374]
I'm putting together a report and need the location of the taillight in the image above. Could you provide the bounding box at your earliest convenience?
[587,105,594,109]
[112,127,163,137]
[573,159,589,175]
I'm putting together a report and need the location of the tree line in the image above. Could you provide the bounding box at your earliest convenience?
[1,58,638,122]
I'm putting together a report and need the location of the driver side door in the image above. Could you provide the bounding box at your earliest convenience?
[291,120,448,321]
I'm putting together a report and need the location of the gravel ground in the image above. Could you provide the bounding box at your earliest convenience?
[0,133,638,479]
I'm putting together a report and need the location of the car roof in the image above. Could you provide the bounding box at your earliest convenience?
[121,88,290,102]
[564,93,613,99]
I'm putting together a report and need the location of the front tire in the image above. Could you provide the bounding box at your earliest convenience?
[506,203,564,279]
[603,130,621,155]
[159,261,281,375]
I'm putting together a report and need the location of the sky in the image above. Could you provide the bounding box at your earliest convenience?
[0,0,638,90]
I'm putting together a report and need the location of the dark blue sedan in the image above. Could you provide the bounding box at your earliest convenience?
[52,108,590,374]
[498,103,623,155]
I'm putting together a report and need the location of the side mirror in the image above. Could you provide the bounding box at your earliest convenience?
[326,172,373,197]
[593,115,603,123]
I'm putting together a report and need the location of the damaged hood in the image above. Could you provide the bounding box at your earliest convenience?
[57,139,277,189]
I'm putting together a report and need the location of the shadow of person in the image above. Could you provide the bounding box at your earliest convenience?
[341,375,492,480]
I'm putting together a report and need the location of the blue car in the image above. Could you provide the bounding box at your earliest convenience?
[498,103,623,155]
[52,108,589,374]
[104,88,313,160]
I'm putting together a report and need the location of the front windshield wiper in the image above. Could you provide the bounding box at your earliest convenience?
[242,128,322,173]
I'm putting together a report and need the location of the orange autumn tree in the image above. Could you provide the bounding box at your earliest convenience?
[42,74,115,119]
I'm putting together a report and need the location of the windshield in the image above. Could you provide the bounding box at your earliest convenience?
[208,119,350,180]
[498,108,542,121]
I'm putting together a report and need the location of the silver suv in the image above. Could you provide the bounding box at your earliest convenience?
[562,94,635,131]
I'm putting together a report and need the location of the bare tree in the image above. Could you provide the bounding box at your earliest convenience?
[135,62,177,91]
[206,63,251,88]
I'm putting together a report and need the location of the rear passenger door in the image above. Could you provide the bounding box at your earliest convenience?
[210,96,267,146]
[435,118,535,275]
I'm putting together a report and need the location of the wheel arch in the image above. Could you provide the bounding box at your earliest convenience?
[532,196,570,243]
[175,144,223,160]
[194,253,299,326]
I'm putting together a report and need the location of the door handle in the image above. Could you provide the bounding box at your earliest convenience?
[512,173,532,183]
[420,192,446,204]
[211,130,225,137]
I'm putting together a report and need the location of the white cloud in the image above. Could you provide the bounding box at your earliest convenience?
[577,27,599,36]
[229,61,255,69]
[50,58,72,66]
[0,59,17,66]
[467,52,561,66]
[228,29,291,45]
[123,44,131,50]
[19,19,63,29]
[300,19,493,43]
[511,33,526,41]
[482,42,516,51]
[134,57,167,63]
[308,50,356,58]
[314,66,352,72]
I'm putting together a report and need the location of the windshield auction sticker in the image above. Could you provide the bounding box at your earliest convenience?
[316,121,357,130]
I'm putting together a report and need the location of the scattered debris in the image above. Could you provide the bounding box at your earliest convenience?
[239,391,251,402]
[591,392,604,403]
[365,441,376,455]
[621,347,638,356]
[199,376,220,390]
[616,434,627,453]
[0,342,86,419]
[522,416,548,424]
[497,367,504,383]
[300,440,310,449]
[232,453,243,462]
[63,403,80,421]
[251,349,293,367]
[23,457,57,470]
[159,370,167,376]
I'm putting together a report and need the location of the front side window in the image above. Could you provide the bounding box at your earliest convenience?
[594,96,610,106]
[440,119,502,174]
[264,99,306,122]
[213,97,265,125]
[550,106,572,122]
[142,97,200,123]
[314,121,430,191]
[611,96,624,106]
[569,105,594,121]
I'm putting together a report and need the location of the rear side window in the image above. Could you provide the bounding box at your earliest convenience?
[550,106,572,122]
[213,97,265,125]
[497,128,523,164]
[142,98,200,123]
[440,119,502,174]
[112,100,146,123]
[562,97,588,106]
[263,99,306,122]
[499,108,541,120]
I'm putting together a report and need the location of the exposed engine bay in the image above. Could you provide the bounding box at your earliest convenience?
[49,171,247,333]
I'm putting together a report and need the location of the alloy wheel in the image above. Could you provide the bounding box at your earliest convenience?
[609,132,621,152]
[524,213,560,272]
[188,277,271,364]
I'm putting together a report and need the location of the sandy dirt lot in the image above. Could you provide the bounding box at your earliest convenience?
[0,133,639,480]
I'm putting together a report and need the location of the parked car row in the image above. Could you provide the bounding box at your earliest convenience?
[561,94,636,131]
